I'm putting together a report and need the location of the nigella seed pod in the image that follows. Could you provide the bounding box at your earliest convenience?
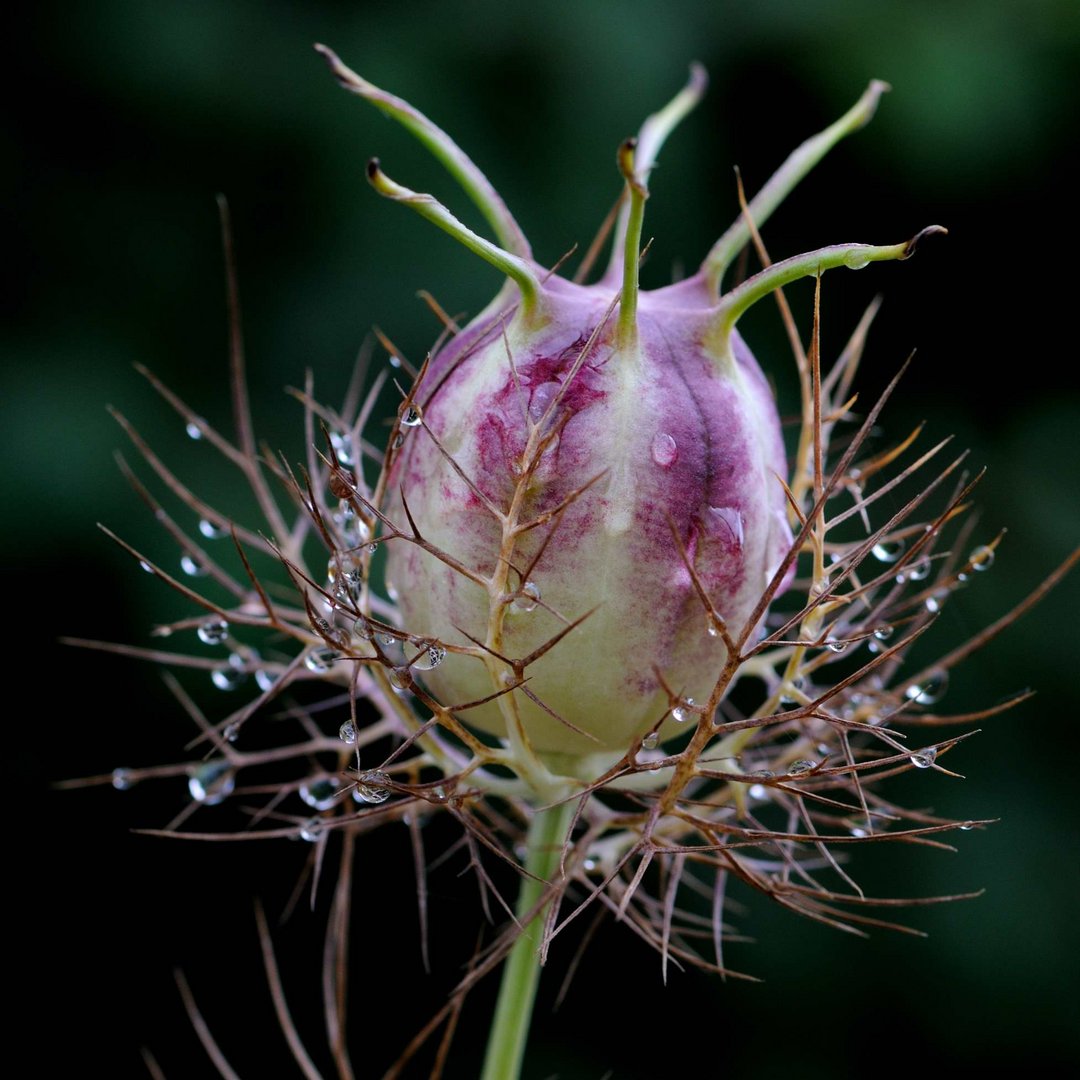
[318,48,941,760]
[386,261,794,754]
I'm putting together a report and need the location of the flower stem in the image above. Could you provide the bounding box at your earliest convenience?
[480,798,575,1080]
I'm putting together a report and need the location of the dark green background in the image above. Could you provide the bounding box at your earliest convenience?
[10,1,1078,1076]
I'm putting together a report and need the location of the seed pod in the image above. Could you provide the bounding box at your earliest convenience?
[320,48,940,756]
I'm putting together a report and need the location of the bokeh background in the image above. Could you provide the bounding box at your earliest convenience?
[9,1,1078,1076]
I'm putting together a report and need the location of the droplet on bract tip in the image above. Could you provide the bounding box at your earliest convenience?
[909,747,937,769]
[187,760,235,805]
[969,544,995,572]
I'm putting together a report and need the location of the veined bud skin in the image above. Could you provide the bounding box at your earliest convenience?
[387,270,793,755]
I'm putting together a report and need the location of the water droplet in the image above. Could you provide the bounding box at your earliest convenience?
[907,557,933,583]
[412,643,446,671]
[338,720,357,744]
[583,857,599,872]
[909,747,937,769]
[211,664,245,691]
[198,518,228,540]
[969,545,995,572]
[180,554,206,577]
[197,618,229,645]
[874,625,894,642]
[959,822,975,831]
[510,582,540,613]
[651,432,678,468]
[223,722,240,744]
[846,252,870,270]
[354,770,391,804]
[255,668,278,692]
[300,777,340,811]
[353,617,375,641]
[368,542,378,554]
[389,667,412,692]
[748,784,768,799]
[388,354,402,369]
[709,506,745,550]
[672,698,695,723]
[400,404,422,428]
[138,560,154,574]
[872,538,904,563]
[905,669,948,706]
[185,419,205,440]
[788,758,816,776]
[111,768,136,791]
[330,431,354,466]
[826,638,847,654]
[924,591,946,614]
[850,826,868,838]
[642,732,660,750]
[747,770,774,781]
[327,553,364,604]
[304,648,338,674]
[299,820,323,843]
[528,381,562,423]
[187,760,235,805]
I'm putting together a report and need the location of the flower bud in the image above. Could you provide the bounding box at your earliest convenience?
[320,50,934,758]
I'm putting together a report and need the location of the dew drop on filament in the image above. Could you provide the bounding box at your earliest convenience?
[642,731,660,750]
[197,619,229,646]
[872,538,904,563]
[510,582,541,613]
[187,760,235,805]
[339,720,357,744]
[198,518,229,540]
[300,778,340,811]
[354,771,391,804]
[909,747,937,769]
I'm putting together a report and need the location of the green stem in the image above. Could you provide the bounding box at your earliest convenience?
[480,798,576,1080]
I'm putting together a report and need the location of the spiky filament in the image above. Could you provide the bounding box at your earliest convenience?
[366,160,543,320]
[315,43,532,259]
[703,79,891,293]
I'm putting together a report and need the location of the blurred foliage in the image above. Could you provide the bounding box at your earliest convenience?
[9,1,1077,1075]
